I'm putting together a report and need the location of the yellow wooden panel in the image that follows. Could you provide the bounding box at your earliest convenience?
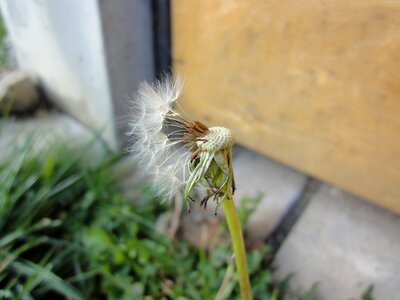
[172,0,400,213]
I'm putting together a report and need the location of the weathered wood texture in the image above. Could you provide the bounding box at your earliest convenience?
[172,1,400,213]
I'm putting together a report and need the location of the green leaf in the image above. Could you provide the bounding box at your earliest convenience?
[11,260,83,300]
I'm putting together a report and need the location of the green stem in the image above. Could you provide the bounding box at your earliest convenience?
[221,194,253,300]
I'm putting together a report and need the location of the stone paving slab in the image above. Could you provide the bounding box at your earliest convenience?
[0,113,107,162]
[232,145,307,243]
[273,184,400,300]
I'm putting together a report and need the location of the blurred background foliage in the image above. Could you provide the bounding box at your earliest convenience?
[0,14,8,68]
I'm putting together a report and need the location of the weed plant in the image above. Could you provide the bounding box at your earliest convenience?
[0,143,313,299]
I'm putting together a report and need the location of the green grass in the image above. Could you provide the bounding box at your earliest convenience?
[0,14,8,68]
[0,140,320,299]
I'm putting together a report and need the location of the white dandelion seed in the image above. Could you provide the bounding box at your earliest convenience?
[128,74,235,211]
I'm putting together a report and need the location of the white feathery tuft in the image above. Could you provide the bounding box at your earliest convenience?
[128,75,190,202]
[127,75,183,136]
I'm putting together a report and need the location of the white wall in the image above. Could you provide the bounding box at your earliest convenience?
[0,0,116,147]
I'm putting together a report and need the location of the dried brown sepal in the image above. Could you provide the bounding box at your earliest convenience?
[187,121,209,137]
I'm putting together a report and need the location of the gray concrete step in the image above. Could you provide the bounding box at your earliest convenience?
[273,184,400,300]
[0,113,108,162]
[232,145,308,244]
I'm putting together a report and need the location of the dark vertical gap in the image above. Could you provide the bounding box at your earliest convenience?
[152,0,172,78]
[265,178,321,254]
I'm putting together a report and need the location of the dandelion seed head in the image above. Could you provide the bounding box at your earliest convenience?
[128,75,235,209]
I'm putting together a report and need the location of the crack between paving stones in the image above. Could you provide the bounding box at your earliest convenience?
[265,178,321,255]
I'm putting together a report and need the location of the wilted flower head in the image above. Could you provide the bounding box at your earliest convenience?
[128,75,235,212]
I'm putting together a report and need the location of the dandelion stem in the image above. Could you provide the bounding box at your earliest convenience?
[221,193,252,300]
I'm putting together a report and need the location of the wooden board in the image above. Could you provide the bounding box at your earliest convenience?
[172,0,400,213]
